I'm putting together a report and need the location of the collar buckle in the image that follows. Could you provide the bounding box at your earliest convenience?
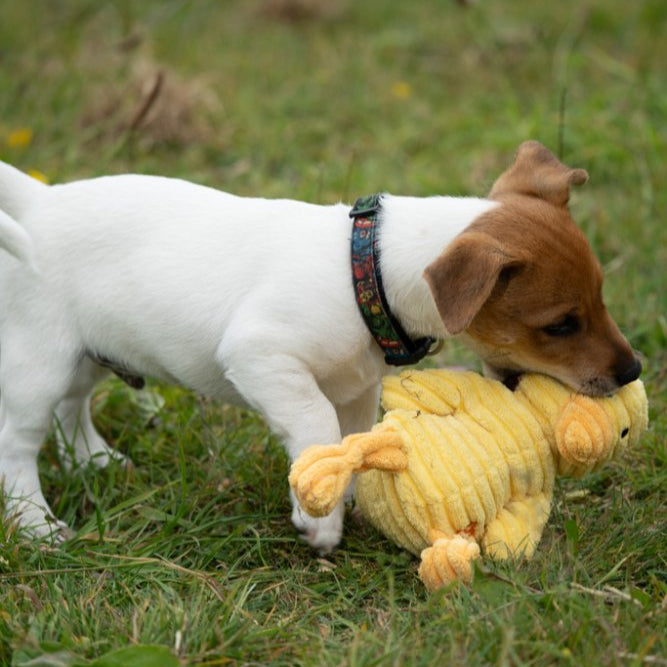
[349,193,382,219]
[383,337,437,367]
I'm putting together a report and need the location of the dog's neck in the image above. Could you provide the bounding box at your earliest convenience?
[376,194,498,339]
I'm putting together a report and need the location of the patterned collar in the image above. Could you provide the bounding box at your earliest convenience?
[350,194,436,366]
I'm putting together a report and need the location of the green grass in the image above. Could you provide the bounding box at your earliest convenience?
[0,0,665,665]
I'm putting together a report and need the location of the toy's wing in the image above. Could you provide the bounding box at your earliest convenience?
[381,370,464,415]
[289,428,407,518]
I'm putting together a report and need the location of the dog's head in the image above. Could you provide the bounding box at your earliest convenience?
[424,141,641,397]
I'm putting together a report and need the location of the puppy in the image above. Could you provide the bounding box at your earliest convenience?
[0,141,640,550]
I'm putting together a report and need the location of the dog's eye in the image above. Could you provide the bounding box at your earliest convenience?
[542,314,580,337]
[621,427,629,438]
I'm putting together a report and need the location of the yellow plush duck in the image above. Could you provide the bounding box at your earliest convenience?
[289,370,648,591]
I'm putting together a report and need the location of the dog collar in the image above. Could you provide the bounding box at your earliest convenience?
[350,194,436,366]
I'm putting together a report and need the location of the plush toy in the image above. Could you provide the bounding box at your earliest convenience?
[289,370,648,591]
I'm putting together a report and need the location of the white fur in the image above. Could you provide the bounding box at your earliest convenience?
[0,161,496,549]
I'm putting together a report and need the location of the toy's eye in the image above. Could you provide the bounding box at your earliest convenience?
[621,427,629,438]
[542,314,580,337]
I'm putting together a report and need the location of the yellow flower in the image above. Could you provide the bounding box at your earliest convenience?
[6,127,33,148]
[27,169,49,184]
[390,81,413,99]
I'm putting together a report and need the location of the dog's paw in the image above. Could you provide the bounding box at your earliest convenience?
[291,494,344,555]
[59,437,131,473]
[7,504,73,545]
[86,446,132,470]
[39,519,74,545]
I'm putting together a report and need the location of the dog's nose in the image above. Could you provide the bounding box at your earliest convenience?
[614,356,642,386]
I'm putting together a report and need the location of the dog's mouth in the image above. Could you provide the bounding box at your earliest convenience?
[482,362,523,391]
[477,346,622,397]
[486,362,621,397]
[494,368,523,391]
[500,372,523,391]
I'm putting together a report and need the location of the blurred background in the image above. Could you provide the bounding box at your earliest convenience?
[0,3,665,664]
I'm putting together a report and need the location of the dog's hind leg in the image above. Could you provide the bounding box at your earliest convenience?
[53,358,128,471]
[0,336,78,540]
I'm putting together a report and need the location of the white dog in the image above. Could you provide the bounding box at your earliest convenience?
[0,142,640,551]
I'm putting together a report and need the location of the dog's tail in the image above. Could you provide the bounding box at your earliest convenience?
[0,161,44,265]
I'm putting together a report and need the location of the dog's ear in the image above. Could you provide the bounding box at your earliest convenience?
[489,140,589,207]
[424,232,519,335]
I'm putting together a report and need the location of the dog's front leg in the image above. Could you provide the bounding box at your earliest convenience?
[218,344,345,553]
[335,385,382,504]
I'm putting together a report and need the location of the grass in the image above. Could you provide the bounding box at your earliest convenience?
[0,0,665,665]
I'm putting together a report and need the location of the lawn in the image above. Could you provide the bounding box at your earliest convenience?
[0,0,665,665]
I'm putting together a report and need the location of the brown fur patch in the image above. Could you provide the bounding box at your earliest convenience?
[424,142,638,395]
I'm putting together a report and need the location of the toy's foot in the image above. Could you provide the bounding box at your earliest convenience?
[418,534,480,592]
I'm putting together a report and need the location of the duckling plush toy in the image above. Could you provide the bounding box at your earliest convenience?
[289,370,648,591]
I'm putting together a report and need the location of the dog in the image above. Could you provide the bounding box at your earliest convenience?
[0,141,640,551]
